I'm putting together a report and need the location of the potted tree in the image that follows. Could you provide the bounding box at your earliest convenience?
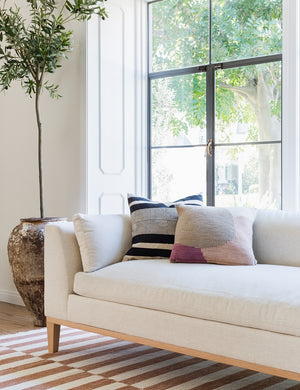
[0,0,108,326]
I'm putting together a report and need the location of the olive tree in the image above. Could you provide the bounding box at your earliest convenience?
[0,0,108,218]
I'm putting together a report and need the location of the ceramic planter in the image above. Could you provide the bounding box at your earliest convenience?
[7,217,66,327]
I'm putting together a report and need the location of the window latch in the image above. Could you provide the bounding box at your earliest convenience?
[206,139,213,157]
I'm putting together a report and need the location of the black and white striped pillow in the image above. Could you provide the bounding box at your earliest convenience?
[123,194,203,261]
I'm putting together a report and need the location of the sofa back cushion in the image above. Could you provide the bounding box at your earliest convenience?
[73,214,132,272]
[253,209,300,267]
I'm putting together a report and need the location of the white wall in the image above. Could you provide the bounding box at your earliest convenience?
[0,21,85,304]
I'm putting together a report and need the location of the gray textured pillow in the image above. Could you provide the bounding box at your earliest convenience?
[170,205,257,265]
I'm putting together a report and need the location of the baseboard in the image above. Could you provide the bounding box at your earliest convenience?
[0,289,24,306]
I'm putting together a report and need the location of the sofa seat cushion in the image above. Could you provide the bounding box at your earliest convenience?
[73,259,300,337]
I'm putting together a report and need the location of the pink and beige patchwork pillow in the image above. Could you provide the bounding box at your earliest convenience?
[170,205,257,265]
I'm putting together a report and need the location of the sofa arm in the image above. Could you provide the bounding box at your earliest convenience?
[45,222,83,321]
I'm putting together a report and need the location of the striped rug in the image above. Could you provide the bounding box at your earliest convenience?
[1,327,300,390]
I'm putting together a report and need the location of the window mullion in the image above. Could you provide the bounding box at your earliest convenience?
[206,65,215,206]
[147,76,152,199]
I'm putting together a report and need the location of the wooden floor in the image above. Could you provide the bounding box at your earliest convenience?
[0,301,36,335]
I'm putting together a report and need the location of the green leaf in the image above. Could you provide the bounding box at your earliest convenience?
[0,0,108,97]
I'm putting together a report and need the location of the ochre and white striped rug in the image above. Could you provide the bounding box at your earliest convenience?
[1,327,300,390]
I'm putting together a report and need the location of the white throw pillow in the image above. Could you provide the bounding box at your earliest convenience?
[73,214,131,272]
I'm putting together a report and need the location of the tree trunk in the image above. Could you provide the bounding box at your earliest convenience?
[252,70,281,208]
[35,88,44,219]
[222,67,281,208]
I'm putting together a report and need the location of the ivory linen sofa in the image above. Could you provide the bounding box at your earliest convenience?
[45,207,300,382]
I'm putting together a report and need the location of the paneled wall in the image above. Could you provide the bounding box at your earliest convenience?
[86,0,147,215]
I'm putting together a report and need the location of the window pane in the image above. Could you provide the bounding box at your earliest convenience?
[215,63,281,144]
[150,0,209,72]
[215,144,281,209]
[212,0,282,63]
[151,74,206,147]
[151,147,206,203]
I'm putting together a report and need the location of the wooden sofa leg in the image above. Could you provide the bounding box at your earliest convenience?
[47,319,61,353]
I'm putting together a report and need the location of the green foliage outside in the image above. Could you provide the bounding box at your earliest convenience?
[150,0,282,208]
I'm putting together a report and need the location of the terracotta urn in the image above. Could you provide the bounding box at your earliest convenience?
[7,217,66,327]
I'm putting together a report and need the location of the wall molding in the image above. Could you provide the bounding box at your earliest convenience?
[0,289,23,306]
[86,0,147,214]
[99,5,126,176]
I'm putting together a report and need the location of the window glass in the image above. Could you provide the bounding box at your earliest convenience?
[212,0,282,63]
[215,63,281,144]
[151,74,206,147]
[150,0,209,72]
[151,147,206,202]
[149,0,282,208]
[215,144,281,209]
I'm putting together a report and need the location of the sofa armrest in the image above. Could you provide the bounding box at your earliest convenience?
[45,222,83,321]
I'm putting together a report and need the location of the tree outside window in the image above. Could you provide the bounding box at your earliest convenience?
[149,0,282,209]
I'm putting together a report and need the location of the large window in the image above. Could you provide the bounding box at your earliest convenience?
[148,0,282,208]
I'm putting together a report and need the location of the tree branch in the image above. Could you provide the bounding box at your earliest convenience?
[38,0,69,84]
[218,81,257,105]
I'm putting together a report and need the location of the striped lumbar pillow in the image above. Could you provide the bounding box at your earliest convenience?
[123,194,203,261]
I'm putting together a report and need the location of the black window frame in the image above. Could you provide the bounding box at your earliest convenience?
[147,0,282,206]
